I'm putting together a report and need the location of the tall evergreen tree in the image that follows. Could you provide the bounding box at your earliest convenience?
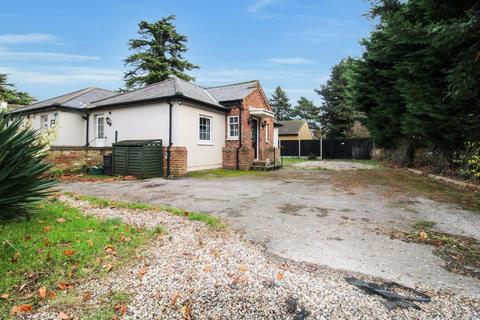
[269,86,293,120]
[0,74,35,106]
[124,16,199,89]
[349,0,480,153]
[293,97,320,130]
[316,57,357,138]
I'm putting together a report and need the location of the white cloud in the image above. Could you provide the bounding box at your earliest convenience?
[0,66,122,84]
[0,33,56,44]
[268,57,315,65]
[247,0,274,13]
[0,47,99,61]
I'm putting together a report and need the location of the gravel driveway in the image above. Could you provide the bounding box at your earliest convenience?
[26,196,480,319]
[61,167,480,299]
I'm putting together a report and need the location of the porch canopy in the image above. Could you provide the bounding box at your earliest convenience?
[249,107,274,119]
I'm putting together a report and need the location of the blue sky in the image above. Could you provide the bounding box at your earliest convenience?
[0,0,374,105]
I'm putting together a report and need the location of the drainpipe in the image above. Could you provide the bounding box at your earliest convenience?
[167,100,174,177]
[236,106,243,170]
[84,112,90,147]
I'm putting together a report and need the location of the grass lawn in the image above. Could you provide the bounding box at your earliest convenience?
[188,168,265,179]
[331,168,480,213]
[282,157,382,167]
[66,193,225,230]
[0,198,160,318]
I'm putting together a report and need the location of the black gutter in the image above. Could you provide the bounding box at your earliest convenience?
[91,95,228,112]
[10,105,86,115]
[166,100,174,177]
[219,99,243,106]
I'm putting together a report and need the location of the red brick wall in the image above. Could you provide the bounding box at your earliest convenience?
[47,147,112,170]
[242,87,274,162]
[222,86,275,168]
[162,146,188,177]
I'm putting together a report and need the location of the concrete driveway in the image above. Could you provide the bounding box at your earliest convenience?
[62,166,480,297]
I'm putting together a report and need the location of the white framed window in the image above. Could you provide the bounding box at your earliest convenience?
[265,123,269,142]
[40,115,48,130]
[96,116,105,139]
[227,116,239,139]
[199,115,212,143]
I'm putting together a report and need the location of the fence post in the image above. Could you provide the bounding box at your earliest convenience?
[320,138,323,159]
[298,140,301,157]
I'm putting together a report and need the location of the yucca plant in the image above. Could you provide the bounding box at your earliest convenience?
[0,110,57,219]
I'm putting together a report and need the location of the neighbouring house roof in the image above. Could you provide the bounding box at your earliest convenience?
[206,81,258,102]
[278,120,308,135]
[92,76,226,110]
[11,87,116,114]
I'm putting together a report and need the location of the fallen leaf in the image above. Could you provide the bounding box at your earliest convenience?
[87,239,94,247]
[275,272,284,281]
[23,235,32,241]
[82,291,92,302]
[418,231,428,241]
[210,249,220,258]
[181,302,193,320]
[38,286,47,300]
[0,293,9,299]
[103,264,113,272]
[63,250,76,257]
[124,237,131,242]
[11,251,21,263]
[231,275,245,286]
[86,229,94,233]
[239,265,247,272]
[115,304,127,316]
[203,265,212,273]
[43,226,52,233]
[10,304,32,316]
[171,291,181,305]
[104,245,116,255]
[57,282,74,290]
[43,238,50,247]
[49,290,57,300]
[56,218,66,224]
[58,311,69,319]
[138,265,148,279]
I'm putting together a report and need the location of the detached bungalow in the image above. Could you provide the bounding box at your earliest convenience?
[12,77,281,175]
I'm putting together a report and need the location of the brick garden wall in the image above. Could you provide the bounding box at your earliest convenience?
[162,146,188,178]
[47,147,112,170]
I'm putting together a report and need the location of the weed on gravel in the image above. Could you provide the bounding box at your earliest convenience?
[331,168,480,213]
[391,222,480,279]
[188,169,266,179]
[65,193,225,230]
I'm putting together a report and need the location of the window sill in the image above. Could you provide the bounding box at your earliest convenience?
[198,142,214,146]
[226,137,239,141]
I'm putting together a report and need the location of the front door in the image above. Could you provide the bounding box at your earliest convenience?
[96,115,105,147]
[251,118,258,159]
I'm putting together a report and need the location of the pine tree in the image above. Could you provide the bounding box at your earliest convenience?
[349,0,480,153]
[269,86,293,120]
[124,16,199,89]
[293,97,320,131]
[316,58,356,138]
[0,74,35,106]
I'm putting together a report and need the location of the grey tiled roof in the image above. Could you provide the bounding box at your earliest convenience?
[278,120,307,135]
[92,76,225,109]
[12,87,115,114]
[206,81,258,102]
